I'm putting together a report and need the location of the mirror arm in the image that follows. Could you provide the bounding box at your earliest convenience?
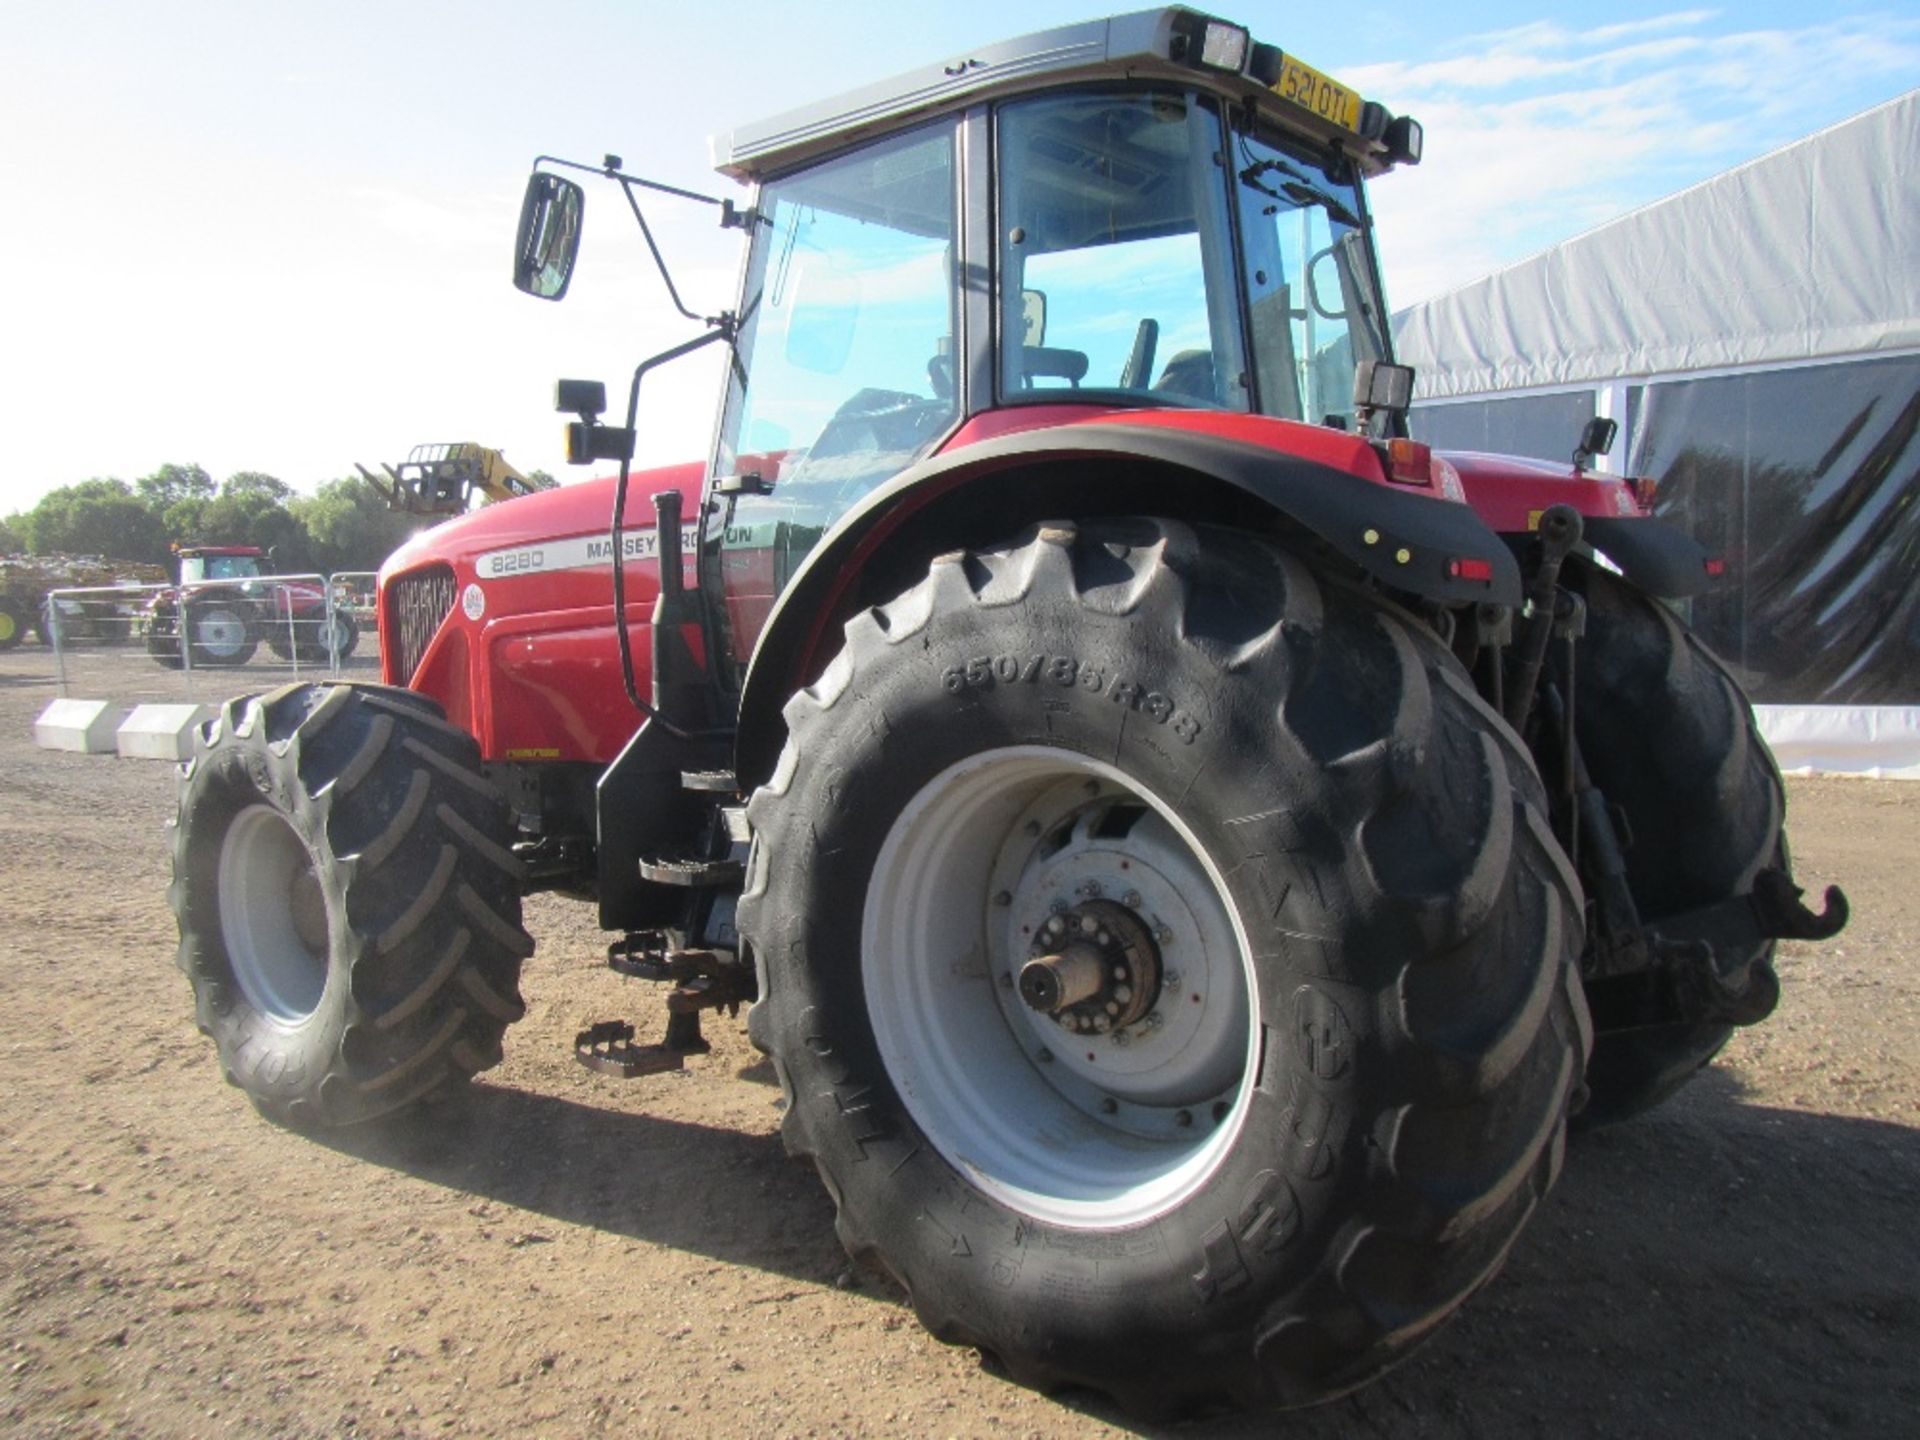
[530,154,758,327]
[617,180,707,326]
[609,324,740,736]
[533,153,726,210]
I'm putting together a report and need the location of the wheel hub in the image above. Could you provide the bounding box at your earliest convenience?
[1020,899,1161,1034]
[863,746,1256,1228]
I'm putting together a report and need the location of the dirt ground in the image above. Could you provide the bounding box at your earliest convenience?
[0,644,1914,1439]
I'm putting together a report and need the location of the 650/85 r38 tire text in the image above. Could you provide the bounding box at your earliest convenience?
[170,683,532,1128]
[740,519,1591,1413]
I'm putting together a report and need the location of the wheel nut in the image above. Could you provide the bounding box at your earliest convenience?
[1123,890,1142,908]
[1176,1109,1193,1128]
[1156,926,1173,945]
[1114,985,1132,1003]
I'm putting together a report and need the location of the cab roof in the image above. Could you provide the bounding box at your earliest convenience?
[712,7,1409,184]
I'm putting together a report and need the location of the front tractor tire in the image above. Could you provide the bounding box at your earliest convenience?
[170,683,533,1128]
[740,519,1591,1413]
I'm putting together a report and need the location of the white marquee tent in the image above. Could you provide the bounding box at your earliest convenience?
[1396,90,1920,777]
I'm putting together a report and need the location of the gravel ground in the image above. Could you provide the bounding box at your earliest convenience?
[0,645,1913,1438]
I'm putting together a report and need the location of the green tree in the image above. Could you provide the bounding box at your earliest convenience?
[21,479,171,563]
[291,475,427,574]
[220,471,295,504]
[135,462,215,513]
[191,493,312,572]
[0,514,24,554]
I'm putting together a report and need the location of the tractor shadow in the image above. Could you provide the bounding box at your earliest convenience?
[1180,1069,1920,1439]
[314,1079,857,1294]
[317,1065,1920,1438]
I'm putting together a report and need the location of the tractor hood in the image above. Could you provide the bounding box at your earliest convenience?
[380,463,705,584]
[1438,449,1720,597]
[1437,449,1648,533]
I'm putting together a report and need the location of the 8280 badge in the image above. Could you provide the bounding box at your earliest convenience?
[941,653,1204,744]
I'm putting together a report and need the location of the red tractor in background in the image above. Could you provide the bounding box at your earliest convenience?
[143,544,358,668]
[168,9,1847,1415]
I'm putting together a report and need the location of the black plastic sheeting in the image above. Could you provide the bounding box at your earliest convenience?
[1410,389,1596,466]
[1628,353,1920,704]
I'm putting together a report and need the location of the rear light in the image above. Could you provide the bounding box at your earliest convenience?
[1449,558,1496,583]
[1705,558,1727,577]
[1633,476,1659,509]
[1385,438,1433,486]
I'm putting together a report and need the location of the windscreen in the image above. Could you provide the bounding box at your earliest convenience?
[713,122,959,663]
[1233,127,1390,427]
[996,91,1248,410]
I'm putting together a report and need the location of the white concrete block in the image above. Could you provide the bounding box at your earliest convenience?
[33,698,125,754]
[116,703,215,761]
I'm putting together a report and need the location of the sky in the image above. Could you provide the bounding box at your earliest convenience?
[1,1,1915,517]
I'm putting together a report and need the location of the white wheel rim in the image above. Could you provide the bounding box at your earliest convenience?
[194,608,248,656]
[218,805,329,1023]
[863,746,1257,1229]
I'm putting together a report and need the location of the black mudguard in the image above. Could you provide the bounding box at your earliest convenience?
[731,421,1520,786]
[1582,515,1719,599]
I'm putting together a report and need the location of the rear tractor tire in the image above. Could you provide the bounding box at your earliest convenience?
[170,683,533,1127]
[183,598,260,667]
[740,518,1590,1413]
[0,597,25,650]
[1568,562,1787,1126]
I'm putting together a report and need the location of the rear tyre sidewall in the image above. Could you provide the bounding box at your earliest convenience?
[1568,561,1786,1125]
[745,520,1586,1410]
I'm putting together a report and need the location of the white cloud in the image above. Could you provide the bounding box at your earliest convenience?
[1351,9,1920,307]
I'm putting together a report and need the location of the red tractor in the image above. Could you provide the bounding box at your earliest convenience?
[168,9,1845,1414]
[143,545,358,668]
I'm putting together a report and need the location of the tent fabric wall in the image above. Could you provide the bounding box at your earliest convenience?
[1396,90,1920,401]
[1394,91,1920,739]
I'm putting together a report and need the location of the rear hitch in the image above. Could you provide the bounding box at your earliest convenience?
[1584,869,1850,1033]
[1652,868,1850,953]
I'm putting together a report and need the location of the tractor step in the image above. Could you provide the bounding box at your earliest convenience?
[574,1014,710,1078]
[637,853,744,886]
[608,943,737,982]
[681,768,739,793]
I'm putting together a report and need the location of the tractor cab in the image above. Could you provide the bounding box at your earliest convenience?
[177,546,267,585]
[516,8,1429,686]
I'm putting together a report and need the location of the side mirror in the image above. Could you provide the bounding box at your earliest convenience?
[1573,416,1619,471]
[514,172,585,300]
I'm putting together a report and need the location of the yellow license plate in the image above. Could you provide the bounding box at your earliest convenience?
[1273,55,1361,132]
